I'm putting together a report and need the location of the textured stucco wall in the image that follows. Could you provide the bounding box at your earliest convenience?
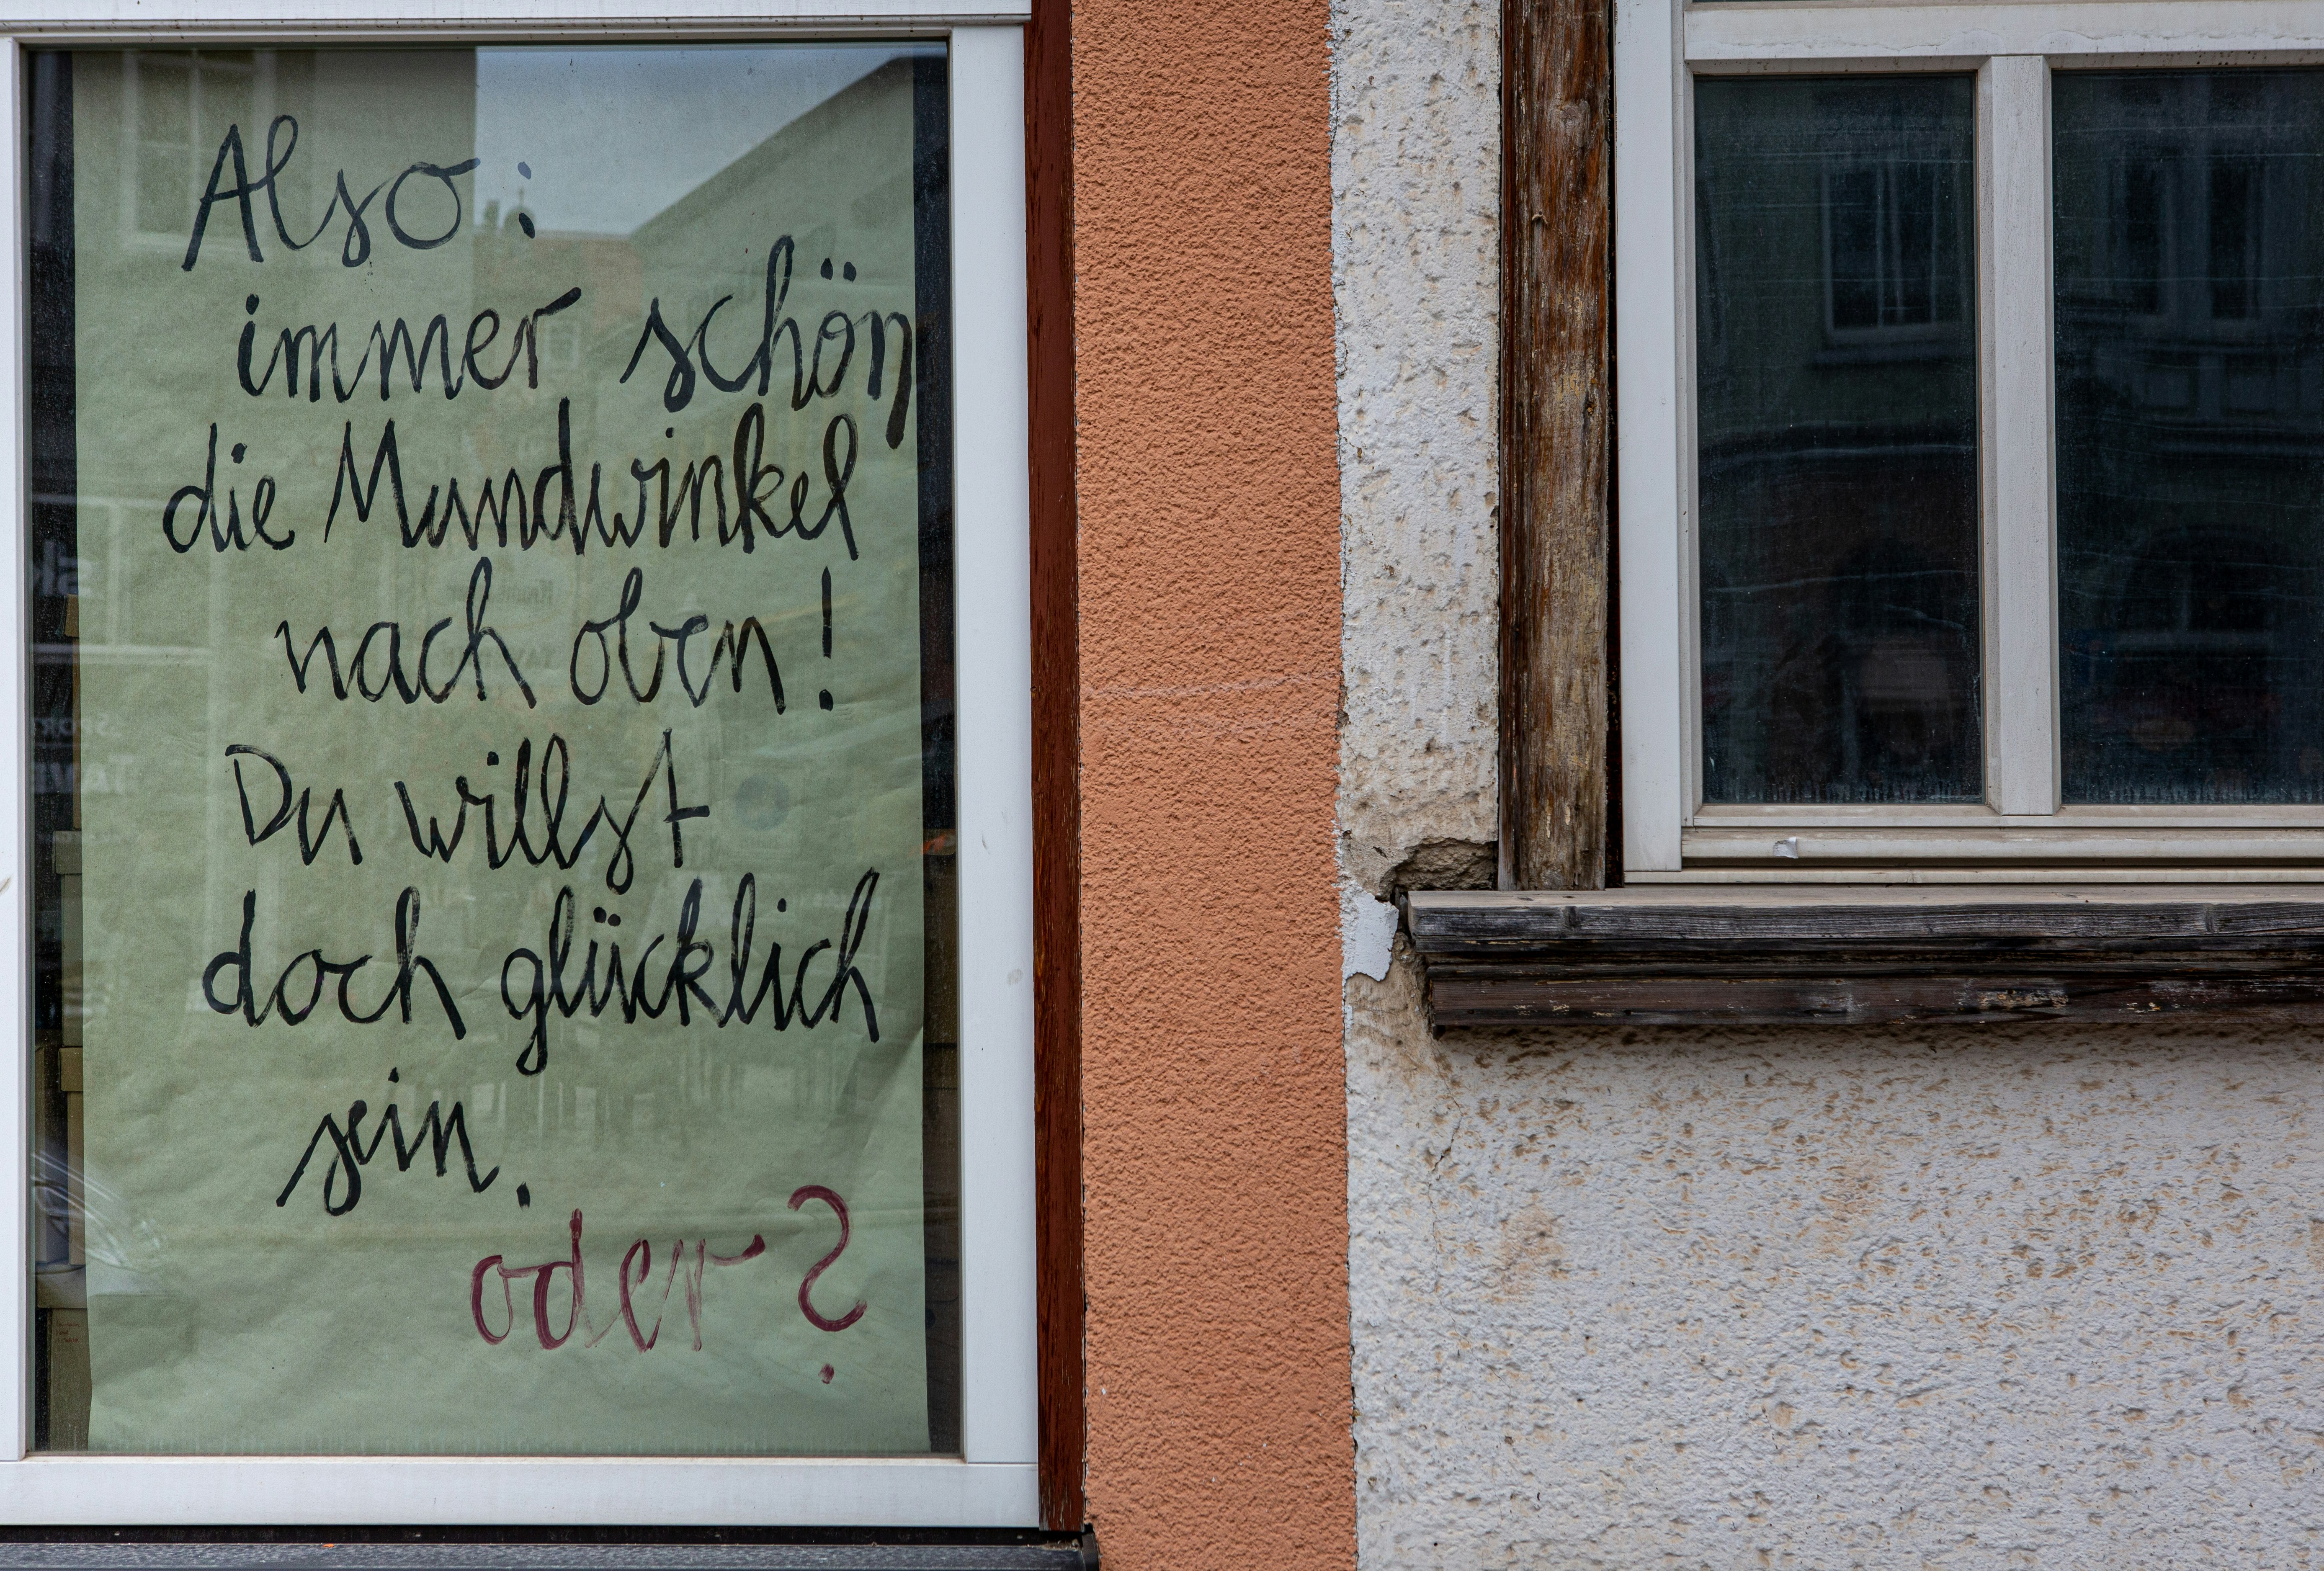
[1350,979,2324,1566]
[1073,0,1355,1565]
[1329,5,2324,1570]
[1332,0,1503,927]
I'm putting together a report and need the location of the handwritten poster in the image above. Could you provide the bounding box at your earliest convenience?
[30,45,958,1454]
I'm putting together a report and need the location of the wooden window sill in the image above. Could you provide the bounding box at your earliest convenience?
[1403,885,2324,1027]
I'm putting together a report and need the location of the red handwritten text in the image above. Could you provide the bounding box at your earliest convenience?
[469,1185,862,1351]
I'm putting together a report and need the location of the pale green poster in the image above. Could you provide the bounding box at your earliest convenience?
[30,45,957,1455]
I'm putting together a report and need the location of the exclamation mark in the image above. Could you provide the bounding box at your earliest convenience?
[818,568,834,710]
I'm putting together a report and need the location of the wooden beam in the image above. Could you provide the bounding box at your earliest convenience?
[1026,0,1085,1532]
[1425,971,2324,1028]
[1407,888,2324,1026]
[1500,0,1614,890]
[1411,888,2324,953]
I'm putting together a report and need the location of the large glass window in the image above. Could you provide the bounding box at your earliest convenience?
[28,44,961,1457]
[1624,0,2324,873]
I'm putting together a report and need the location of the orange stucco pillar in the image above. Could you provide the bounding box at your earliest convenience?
[1071,0,1355,1562]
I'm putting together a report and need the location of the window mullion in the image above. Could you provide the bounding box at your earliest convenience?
[1984,52,2061,816]
[0,32,26,1469]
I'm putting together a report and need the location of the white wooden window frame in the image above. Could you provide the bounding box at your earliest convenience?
[0,4,1039,1527]
[1617,0,2324,881]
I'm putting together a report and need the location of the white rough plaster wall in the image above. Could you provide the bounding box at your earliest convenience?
[1348,963,2324,1568]
[1328,4,2324,1568]
[1330,0,1502,925]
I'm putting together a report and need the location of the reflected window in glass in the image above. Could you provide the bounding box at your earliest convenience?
[2055,69,2324,804]
[1694,75,1981,805]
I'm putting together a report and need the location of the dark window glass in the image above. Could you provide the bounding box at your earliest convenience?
[1695,75,1981,804]
[2056,70,2324,803]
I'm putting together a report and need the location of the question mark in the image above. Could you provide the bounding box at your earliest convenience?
[788,1185,866,1332]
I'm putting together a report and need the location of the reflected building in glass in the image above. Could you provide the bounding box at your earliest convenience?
[2055,70,2324,805]
[1693,75,1982,805]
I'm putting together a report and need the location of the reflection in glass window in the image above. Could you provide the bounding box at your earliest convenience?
[123,51,264,241]
[30,44,960,1459]
[2056,70,2324,803]
[1695,75,1981,804]
[1824,153,1963,336]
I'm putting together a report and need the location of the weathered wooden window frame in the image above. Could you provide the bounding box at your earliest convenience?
[1471,0,2324,1026]
[1603,0,2324,885]
[1500,0,1614,893]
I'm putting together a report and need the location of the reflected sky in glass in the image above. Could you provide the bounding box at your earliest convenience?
[473,46,907,236]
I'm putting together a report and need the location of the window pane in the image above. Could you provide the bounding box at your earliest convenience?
[28,46,960,1456]
[1695,76,1981,805]
[2056,70,2324,803]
